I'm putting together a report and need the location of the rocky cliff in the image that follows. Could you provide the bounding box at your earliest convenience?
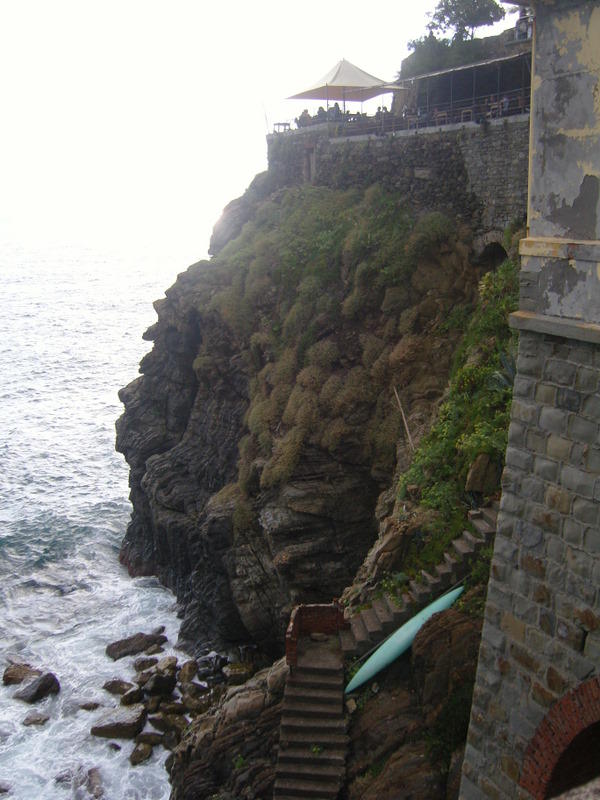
[116,179,483,659]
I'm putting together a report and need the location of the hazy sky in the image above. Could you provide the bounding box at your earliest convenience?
[0,1,512,269]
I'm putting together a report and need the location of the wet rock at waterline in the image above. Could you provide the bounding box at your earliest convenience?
[103,679,134,696]
[3,662,42,686]
[22,711,49,726]
[14,672,60,703]
[130,742,153,766]
[105,632,167,660]
[90,705,146,739]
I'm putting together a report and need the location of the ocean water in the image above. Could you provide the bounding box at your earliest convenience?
[0,241,191,799]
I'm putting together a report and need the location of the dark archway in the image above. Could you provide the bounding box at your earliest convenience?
[520,676,600,799]
[478,241,508,271]
[546,720,600,797]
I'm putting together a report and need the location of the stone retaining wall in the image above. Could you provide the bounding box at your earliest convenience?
[267,116,530,241]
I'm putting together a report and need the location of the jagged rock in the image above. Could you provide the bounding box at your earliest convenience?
[0,783,9,794]
[120,687,144,706]
[144,672,177,696]
[146,696,161,713]
[144,644,164,656]
[134,670,153,687]
[23,711,49,726]
[129,742,153,766]
[159,701,187,715]
[105,632,167,660]
[3,662,42,686]
[79,702,101,711]
[90,705,146,739]
[133,657,158,672]
[177,659,198,683]
[156,656,177,672]
[14,672,60,703]
[103,679,133,696]
[411,609,482,725]
[136,731,163,746]
[222,662,252,685]
[148,713,189,737]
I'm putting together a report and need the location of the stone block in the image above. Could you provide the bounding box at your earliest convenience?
[572,496,599,525]
[505,447,533,472]
[520,553,546,579]
[521,476,546,503]
[531,681,556,708]
[556,617,586,651]
[556,387,581,412]
[513,595,538,624]
[561,465,596,498]
[546,535,565,563]
[546,665,568,694]
[494,535,518,564]
[535,382,556,405]
[568,415,598,444]
[513,375,536,399]
[487,583,513,613]
[525,626,548,653]
[575,366,599,392]
[501,467,521,493]
[516,521,544,550]
[544,359,576,386]
[517,352,544,379]
[544,485,571,514]
[583,526,600,553]
[569,442,587,468]
[538,406,567,434]
[582,394,600,420]
[507,421,527,447]
[512,399,539,426]
[539,608,556,637]
[500,491,525,516]
[546,435,572,461]
[533,582,552,606]
[566,546,593,581]
[586,447,600,473]
[501,612,526,643]
[565,572,596,606]
[533,455,559,482]
[527,504,560,534]
[526,429,547,455]
[563,518,583,546]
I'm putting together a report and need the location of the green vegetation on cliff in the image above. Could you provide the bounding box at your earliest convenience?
[191,182,476,499]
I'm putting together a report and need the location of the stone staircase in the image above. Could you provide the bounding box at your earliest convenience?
[274,635,347,799]
[275,503,498,799]
[340,504,498,658]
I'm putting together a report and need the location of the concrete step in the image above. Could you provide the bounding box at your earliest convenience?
[282,700,344,719]
[277,747,345,767]
[339,628,358,657]
[435,561,454,588]
[462,529,486,549]
[360,607,383,637]
[279,731,348,750]
[421,569,441,591]
[349,615,371,654]
[452,537,475,560]
[288,670,343,692]
[371,598,396,632]
[408,579,431,603]
[478,504,499,530]
[274,777,339,798]
[276,761,343,783]
[280,715,347,735]
[284,684,342,707]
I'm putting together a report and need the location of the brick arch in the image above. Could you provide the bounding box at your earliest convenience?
[520,676,600,799]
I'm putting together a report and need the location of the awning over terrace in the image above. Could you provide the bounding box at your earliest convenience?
[288,58,399,103]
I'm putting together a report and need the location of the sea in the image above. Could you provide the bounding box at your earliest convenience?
[0,240,193,799]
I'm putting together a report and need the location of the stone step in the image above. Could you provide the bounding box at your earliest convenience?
[462,529,486,549]
[360,607,383,637]
[478,504,499,530]
[284,685,342,707]
[452,537,475,560]
[408,579,431,603]
[279,731,349,750]
[276,761,343,783]
[274,777,340,798]
[288,670,343,692]
[421,569,441,591]
[435,561,454,587]
[280,715,347,735]
[444,551,459,568]
[282,700,344,719]
[277,747,346,767]
[339,628,358,657]
[371,598,396,632]
[349,615,371,654]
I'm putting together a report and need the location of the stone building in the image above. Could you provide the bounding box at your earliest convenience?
[461,1,600,798]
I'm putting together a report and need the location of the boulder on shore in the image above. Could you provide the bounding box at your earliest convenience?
[14,672,60,703]
[23,711,49,726]
[3,662,42,686]
[105,632,167,661]
[90,705,146,739]
[130,742,153,766]
[103,679,134,696]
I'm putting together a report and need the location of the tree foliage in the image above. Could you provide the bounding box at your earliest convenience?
[427,0,505,41]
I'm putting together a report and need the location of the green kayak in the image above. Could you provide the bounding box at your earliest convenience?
[345,585,464,694]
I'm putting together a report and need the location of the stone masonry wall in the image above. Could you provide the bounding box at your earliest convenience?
[461,329,600,799]
[267,116,530,241]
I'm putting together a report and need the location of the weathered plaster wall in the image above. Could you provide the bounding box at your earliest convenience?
[461,2,600,798]
[267,116,530,241]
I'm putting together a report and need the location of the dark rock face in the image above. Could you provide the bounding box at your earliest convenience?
[14,672,60,703]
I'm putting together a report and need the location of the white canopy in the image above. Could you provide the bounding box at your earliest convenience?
[288,58,395,103]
